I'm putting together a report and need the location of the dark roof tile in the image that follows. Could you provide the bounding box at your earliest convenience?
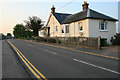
[53,12,71,24]
[52,9,118,24]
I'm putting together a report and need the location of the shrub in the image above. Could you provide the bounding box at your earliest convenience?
[56,40,61,44]
[100,38,109,47]
[47,38,56,43]
[110,33,120,45]
[36,37,47,42]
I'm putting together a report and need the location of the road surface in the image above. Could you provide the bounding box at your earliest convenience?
[3,39,120,79]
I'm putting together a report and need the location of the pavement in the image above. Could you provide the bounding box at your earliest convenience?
[2,40,30,79]
[5,39,119,79]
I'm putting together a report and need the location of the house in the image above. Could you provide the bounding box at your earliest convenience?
[43,1,118,44]
[38,27,46,37]
[118,1,120,33]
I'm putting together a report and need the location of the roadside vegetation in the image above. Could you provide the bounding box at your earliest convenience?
[110,33,120,45]
[13,16,44,39]
[0,33,13,40]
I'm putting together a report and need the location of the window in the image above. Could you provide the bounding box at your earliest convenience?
[78,22,83,32]
[65,25,69,33]
[56,26,58,32]
[99,21,107,31]
[61,28,64,33]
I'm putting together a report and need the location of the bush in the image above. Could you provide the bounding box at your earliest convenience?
[47,38,56,43]
[36,37,47,42]
[100,38,109,47]
[110,33,120,45]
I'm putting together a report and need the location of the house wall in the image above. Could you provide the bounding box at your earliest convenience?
[47,14,61,37]
[72,19,89,37]
[47,14,90,38]
[38,30,45,37]
[118,1,120,33]
[89,19,116,44]
[46,14,116,44]
[56,19,89,37]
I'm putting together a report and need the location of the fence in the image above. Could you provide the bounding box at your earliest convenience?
[55,37,101,50]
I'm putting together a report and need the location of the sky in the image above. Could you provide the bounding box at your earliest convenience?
[0,0,119,35]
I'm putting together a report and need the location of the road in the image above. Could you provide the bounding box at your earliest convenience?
[2,40,30,79]
[3,39,120,79]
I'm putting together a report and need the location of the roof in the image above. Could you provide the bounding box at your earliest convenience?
[62,10,87,24]
[62,9,118,24]
[38,27,46,31]
[52,12,71,24]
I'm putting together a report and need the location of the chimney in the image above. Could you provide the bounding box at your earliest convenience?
[51,5,55,13]
[82,1,89,11]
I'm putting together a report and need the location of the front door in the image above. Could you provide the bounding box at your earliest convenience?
[48,27,50,36]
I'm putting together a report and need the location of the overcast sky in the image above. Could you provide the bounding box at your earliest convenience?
[0,0,119,35]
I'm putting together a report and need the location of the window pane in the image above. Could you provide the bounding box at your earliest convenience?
[61,28,64,33]
[78,23,83,31]
[66,25,69,33]
[99,22,101,30]
[101,22,104,30]
[56,26,57,32]
[105,22,107,30]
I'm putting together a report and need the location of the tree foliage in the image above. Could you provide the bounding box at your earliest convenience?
[110,33,120,45]
[7,33,12,39]
[13,24,26,38]
[0,33,7,40]
[25,16,44,37]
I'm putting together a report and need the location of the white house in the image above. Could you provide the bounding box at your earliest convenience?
[38,27,46,37]
[41,1,118,44]
[118,1,120,33]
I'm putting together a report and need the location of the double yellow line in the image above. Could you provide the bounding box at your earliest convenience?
[7,40,47,80]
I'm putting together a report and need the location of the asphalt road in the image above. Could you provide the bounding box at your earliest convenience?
[5,39,120,79]
[2,40,29,79]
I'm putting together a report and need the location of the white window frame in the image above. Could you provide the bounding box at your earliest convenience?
[99,21,108,31]
[64,24,70,34]
[78,22,83,32]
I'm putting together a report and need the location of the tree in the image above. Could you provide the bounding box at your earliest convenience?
[7,33,12,39]
[25,16,44,37]
[24,30,33,38]
[0,33,7,40]
[110,33,120,45]
[13,24,26,38]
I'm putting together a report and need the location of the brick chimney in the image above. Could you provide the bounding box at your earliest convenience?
[51,5,55,13]
[82,1,89,11]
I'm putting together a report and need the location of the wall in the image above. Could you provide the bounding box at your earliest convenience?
[38,30,45,37]
[58,19,89,37]
[46,14,61,37]
[89,19,116,44]
[46,14,89,38]
[118,1,120,33]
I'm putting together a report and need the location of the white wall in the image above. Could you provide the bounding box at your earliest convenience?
[89,19,116,44]
[38,30,45,37]
[47,14,61,37]
[118,1,120,33]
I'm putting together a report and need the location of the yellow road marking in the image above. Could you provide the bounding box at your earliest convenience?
[7,40,47,80]
[25,40,120,60]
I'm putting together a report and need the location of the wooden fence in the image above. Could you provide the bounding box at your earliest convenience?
[55,37,101,50]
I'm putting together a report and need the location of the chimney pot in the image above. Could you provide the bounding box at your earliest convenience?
[51,5,55,13]
[82,1,89,11]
